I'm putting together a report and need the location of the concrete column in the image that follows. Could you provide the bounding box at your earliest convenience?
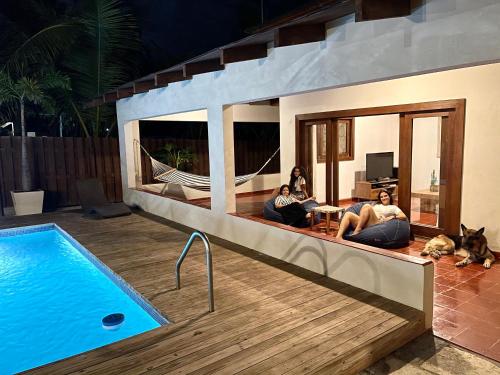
[279,104,291,184]
[207,105,236,213]
[118,119,141,191]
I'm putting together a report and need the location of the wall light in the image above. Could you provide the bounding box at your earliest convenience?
[1,122,14,136]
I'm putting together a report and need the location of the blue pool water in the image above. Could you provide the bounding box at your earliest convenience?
[0,224,167,374]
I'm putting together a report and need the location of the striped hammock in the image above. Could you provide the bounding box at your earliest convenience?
[135,141,280,192]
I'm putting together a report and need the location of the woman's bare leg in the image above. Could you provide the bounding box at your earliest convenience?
[336,212,359,238]
[353,204,380,235]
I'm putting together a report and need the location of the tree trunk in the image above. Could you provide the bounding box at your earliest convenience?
[20,99,26,137]
[19,98,33,191]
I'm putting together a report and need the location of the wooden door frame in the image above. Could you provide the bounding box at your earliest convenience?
[296,99,466,236]
[296,119,337,205]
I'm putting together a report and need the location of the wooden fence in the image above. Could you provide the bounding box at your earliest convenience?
[0,136,122,209]
[0,135,280,210]
[139,137,280,184]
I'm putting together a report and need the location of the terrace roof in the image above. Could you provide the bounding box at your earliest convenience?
[91,0,411,107]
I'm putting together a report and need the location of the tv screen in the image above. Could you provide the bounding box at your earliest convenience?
[366,152,394,181]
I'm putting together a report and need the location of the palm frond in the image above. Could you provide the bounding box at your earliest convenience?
[40,69,72,91]
[6,22,79,74]
[15,77,43,103]
[0,71,19,103]
[65,0,140,98]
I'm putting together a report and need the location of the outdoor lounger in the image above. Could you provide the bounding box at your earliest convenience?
[76,178,131,219]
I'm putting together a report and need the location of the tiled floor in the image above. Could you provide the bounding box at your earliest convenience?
[394,239,500,362]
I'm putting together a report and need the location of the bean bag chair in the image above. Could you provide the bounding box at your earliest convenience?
[263,198,321,225]
[341,201,410,249]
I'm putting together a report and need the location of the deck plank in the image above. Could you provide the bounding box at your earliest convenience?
[0,211,427,375]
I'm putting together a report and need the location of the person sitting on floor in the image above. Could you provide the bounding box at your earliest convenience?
[275,184,316,227]
[336,189,407,239]
[289,166,309,200]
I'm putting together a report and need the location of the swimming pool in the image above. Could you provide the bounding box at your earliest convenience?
[0,224,167,374]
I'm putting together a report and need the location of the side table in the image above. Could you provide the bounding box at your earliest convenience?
[310,205,345,234]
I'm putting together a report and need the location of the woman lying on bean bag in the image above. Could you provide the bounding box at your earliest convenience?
[336,189,410,248]
[274,184,316,228]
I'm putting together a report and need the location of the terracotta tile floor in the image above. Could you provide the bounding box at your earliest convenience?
[393,238,500,362]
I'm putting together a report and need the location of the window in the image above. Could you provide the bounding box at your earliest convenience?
[316,118,354,162]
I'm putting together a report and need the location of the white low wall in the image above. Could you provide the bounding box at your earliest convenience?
[125,189,434,327]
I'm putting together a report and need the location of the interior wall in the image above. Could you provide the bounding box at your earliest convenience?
[312,115,399,202]
[339,115,399,200]
[280,63,500,250]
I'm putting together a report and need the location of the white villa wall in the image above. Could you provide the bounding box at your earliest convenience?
[146,104,279,122]
[116,1,500,319]
[280,63,500,250]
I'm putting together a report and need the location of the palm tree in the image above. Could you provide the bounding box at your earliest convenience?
[0,69,70,136]
[64,0,140,136]
[1,0,141,137]
[0,1,76,195]
[0,68,70,190]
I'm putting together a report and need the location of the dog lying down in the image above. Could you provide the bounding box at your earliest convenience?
[421,224,496,269]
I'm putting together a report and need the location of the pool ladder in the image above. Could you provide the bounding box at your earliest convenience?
[175,230,214,312]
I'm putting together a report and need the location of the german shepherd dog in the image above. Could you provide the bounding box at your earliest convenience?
[421,234,456,259]
[456,224,496,269]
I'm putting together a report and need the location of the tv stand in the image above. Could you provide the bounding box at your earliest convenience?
[354,179,399,201]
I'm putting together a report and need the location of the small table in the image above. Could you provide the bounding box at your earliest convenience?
[411,189,439,213]
[310,205,346,234]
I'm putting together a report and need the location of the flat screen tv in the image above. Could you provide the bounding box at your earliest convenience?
[366,152,394,181]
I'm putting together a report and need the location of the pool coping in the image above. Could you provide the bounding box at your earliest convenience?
[0,223,168,326]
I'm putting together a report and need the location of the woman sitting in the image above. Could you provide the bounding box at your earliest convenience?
[275,184,316,227]
[289,166,308,200]
[336,189,407,239]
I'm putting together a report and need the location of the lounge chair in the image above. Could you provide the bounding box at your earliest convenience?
[76,178,131,219]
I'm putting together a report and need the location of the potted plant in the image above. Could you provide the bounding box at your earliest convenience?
[155,143,197,172]
[0,70,70,215]
[430,169,439,192]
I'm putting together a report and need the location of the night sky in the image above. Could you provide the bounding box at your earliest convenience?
[123,0,315,75]
[0,0,315,76]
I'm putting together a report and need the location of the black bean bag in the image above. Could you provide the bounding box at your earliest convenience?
[341,201,410,249]
[263,198,320,225]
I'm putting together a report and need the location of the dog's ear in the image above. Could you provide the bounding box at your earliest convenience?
[461,223,467,232]
[478,227,485,235]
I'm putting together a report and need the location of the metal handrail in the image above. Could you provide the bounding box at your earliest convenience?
[175,230,214,312]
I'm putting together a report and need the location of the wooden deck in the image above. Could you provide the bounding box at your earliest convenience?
[0,210,426,374]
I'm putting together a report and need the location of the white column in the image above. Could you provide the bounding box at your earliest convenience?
[207,105,235,213]
[118,119,141,191]
[279,103,290,184]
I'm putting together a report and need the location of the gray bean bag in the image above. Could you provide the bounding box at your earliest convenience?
[263,198,320,225]
[341,201,410,249]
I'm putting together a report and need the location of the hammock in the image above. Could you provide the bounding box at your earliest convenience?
[135,140,280,192]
